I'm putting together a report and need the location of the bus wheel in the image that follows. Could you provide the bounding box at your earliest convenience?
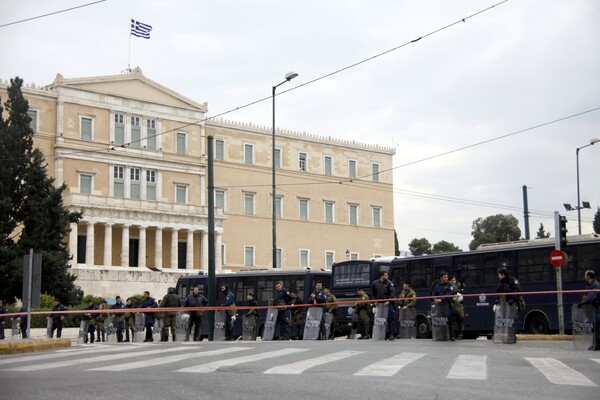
[417,316,431,339]
[526,313,549,334]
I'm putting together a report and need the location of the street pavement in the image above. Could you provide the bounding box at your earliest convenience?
[0,338,599,400]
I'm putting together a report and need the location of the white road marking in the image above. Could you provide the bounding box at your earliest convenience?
[264,350,364,375]
[354,353,425,377]
[525,357,597,387]
[0,345,120,366]
[447,355,487,380]
[176,348,308,373]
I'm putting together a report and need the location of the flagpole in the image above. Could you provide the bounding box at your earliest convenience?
[128,18,132,72]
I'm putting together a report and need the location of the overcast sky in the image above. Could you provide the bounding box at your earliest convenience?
[1,0,599,252]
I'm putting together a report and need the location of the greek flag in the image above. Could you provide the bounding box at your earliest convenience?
[130,19,152,39]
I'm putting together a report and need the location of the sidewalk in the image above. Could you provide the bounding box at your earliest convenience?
[0,327,79,355]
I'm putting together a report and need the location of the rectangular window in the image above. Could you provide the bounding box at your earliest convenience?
[276,248,282,269]
[325,252,334,269]
[244,143,254,164]
[114,166,124,198]
[215,190,225,210]
[215,139,224,161]
[130,116,141,148]
[115,113,125,146]
[324,155,332,176]
[348,159,357,179]
[372,207,381,228]
[176,132,186,154]
[324,202,334,223]
[147,119,157,149]
[27,110,38,134]
[146,170,156,201]
[79,174,92,194]
[81,116,92,140]
[130,167,141,199]
[300,250,309,268]
[244,246,255,267]
[372,163,380,182]
[244,193,255,215]
[299,199,309,221]
[349,204,358,225]
[176,185,187,204]
[274,148,281,169]
[299,152,307,172]
[275,196,282,219]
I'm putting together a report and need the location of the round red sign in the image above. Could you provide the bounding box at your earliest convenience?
[549,249,567,267]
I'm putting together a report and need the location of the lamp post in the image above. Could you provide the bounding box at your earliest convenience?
[576,138,600,235]
[272,72,298,268]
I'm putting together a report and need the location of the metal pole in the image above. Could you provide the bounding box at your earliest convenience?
[553,212,564,334]
[26,248,33,339]
[576,147,581,235]
[207,136,216,340]
[522,185,530,240]
[272,85,277,269]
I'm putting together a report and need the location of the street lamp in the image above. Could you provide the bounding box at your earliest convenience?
[576,137,600,235]
[272,71,298,268]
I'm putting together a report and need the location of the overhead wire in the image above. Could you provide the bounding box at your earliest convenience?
[0,0,107,28]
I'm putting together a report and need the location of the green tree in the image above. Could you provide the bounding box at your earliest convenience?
[0,77,81,305]
[431,240,462,254]
[535,223,551,239]
[594,207,600,234]
[408,238,432,255]
[469,214,521,250]
[394,230,400,256]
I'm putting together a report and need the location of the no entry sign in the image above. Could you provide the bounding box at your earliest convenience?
[549,249,567,267]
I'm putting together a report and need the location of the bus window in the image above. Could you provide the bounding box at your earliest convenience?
[332,262,372,287]
[410,259,432,290]
[454,254,483,287]
[517,248,553,284]
[484,253,512,284]
[390,265,406,287]
[257,277,277,302]
[232,278,255,303]
[573,243,600,281]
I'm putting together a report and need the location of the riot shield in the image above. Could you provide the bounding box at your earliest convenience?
[350,307,358,339]
[303,307,323,340]
[134,314,146,343]
[242,315,258,341]
[261,308,278,341]
[431,302,450,341]
[213,310,227,341]
[77,320,89,344]
[572,303,595,350]
[46,317,53,338]
[105,316,117,343]
[11,319,20,340]
[324,313,334,339]
[398,307,417,339]
[152,318,162,342]
[493,302,517,344]
[175,312,190,342]
[372,303,389,341]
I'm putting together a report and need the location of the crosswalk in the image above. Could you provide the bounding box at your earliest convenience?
[1,344,599,387]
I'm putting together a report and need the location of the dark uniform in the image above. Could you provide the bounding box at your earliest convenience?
[273,285,292,340]
[325,289,338,339]
[50,300,67,338]
[183,289,208,341]
[0,301,6,340]
[83,302,98,344]
[140,292,158,342]
[450,278,465,340]
[161,288,180,341]
[311,285,328,339]
[111,296,126,342]
[371,275,396,340]
[123,298,135,342]
[431,278,457,341]
[221,285,235,340]
[354,289,371,339]
[95,304,107,342]
[579,271,600,351]
[495,271,520,306]
[289,291,304,340]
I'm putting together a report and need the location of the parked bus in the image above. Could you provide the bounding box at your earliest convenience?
[175,269,331,339]
[330,234,600,338]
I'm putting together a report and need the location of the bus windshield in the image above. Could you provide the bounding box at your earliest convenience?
[332,262,372,287]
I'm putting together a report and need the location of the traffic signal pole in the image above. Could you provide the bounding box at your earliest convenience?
[553,211,565,334]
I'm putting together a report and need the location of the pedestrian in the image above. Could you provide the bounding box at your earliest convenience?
[123,297,135,342]
[0,299,6,340]
[220,284,236,340]
[324,287,338,339]
[140,291,158,342]
[83,300,98,344]
[111,296,126,342]
[371,271,396,340]
[95,303,107,342]
[50,297,67,338]
[183,286,208,341]
[354,288,371,339]
[310,280,328,339]
[273,281,292,340]
[449,276,465,340]
[161,287,180,341]
[289,290,304,340]
[578,270,600,351]
[431,272,456,341]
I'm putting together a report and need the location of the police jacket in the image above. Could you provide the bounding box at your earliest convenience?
[84,304,98,325]
[273,288,292,307]
[184,293,208,316]
[0,305,7,322]
[495,276,520,304]
[111,301,126,322]
[51,303,67,322]
[398,289,416,308]
[247,299,259,317]
[312,289,327,305]
[582,279,600,319]
[161,293,180,312]
[371,279,395,300]
[431,281,455,305]
[221,290,234,307]
[140,297,158,324]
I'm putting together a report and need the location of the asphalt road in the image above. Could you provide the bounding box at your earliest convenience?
[0,339,598,400]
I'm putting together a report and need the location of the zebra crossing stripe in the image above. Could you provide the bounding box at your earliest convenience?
[447,355,487,380]
[0,345,120,366]
[88,347,253,371]
[525,357,597,387]
[593,359,600,365]
[264,350,365,375]
[176,348,308,373]
[353,352,425,377]
[2,347,189,372]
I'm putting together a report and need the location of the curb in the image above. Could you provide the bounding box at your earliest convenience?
[0,338,71,355]
[515,334,572,341]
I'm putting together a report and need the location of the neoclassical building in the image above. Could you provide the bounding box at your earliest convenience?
[1,68,395,298]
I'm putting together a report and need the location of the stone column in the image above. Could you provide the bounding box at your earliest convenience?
[139,226,146,269]
[104,223,113,267]
[69,222,78,266]
[171,228,178,269]
[155,227,163,269]
[86,222,94,267]
[121,225,130,267]
[186,230,194,270]
[201,230,208,272]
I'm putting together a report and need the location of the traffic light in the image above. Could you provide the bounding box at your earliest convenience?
[558,214,568,250]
